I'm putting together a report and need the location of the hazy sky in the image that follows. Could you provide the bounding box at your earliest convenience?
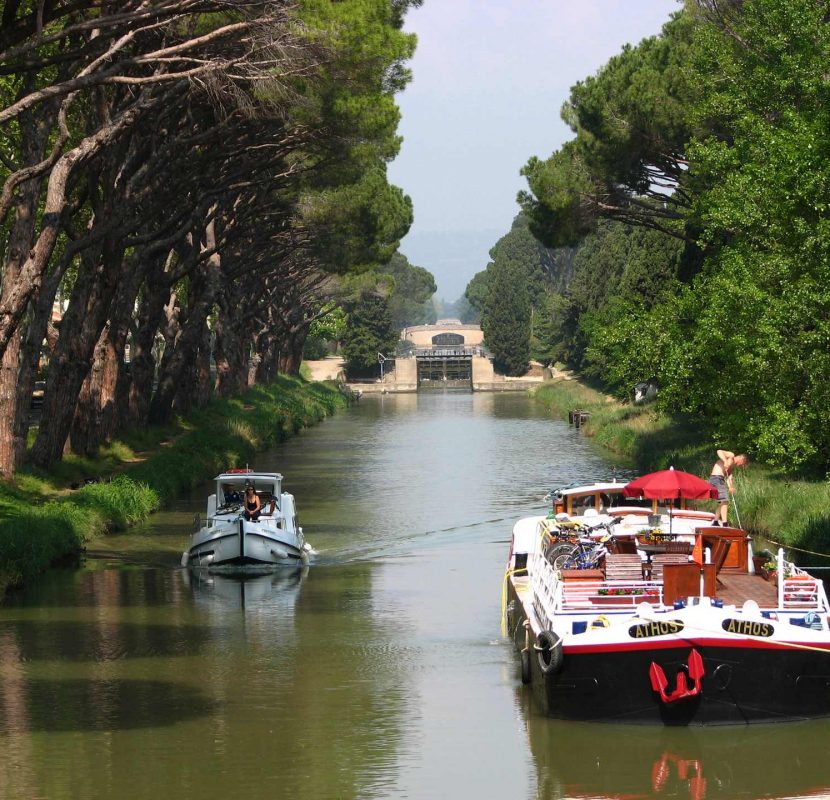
[387,0,680,302]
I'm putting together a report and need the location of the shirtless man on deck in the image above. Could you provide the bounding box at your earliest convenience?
[708,449,748,524]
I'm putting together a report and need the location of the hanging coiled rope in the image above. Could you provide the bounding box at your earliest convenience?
[501,566,527,637]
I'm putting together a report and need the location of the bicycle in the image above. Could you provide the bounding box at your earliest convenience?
[545,521,617,571]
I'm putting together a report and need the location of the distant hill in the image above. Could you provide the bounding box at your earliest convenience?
[398,227,503,303]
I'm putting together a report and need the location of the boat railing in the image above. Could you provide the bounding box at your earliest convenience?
[529,548,559,630]
[777,549,828,610]
[530,547,666,622]
[557,579,663,611]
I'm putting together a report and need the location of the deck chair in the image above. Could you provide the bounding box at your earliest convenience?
[708,537,731,584]
[605,554,645,582]
[650,553,692,582]
[610,537,638,555]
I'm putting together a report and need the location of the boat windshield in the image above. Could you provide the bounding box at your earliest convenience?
[217,478,280,506]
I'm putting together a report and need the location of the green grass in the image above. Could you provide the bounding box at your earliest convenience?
[533,380,709,472]
[0,375,348,595]
[533,378,830,560]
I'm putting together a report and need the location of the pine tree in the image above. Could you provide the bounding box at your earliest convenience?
[342,294,399,378]
[482,259,530,376]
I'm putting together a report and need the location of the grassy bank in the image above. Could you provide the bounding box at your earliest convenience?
[533,379,830,561]
[0,376,349,595]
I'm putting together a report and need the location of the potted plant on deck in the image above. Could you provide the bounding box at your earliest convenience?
[760,559,777,581]
[595,587,660,606]
[753,549,772,576]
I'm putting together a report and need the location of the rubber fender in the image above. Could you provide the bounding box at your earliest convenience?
[520,648,532,684]
[534,629,564,674]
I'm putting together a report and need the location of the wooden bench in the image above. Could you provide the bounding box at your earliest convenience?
[605,554,645,581]
[649,553,692,582]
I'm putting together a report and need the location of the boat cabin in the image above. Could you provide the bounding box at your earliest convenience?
[207,470,283,518]
[553,481,704,517]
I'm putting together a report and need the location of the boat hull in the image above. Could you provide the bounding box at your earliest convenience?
[508,584,830,725]
[186,519,305,572]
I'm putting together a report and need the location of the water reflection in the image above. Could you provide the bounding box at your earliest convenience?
[0,393,644,799]
[183,567,307,610]
[0,619,217,661]
[524,703,830,799]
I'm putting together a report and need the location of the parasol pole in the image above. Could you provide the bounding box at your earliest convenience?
[669,490,676,537]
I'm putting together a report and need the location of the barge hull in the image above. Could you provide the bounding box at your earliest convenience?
[508,583,830,725]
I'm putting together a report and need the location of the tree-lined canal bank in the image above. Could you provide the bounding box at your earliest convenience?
[3,392,830,799]
[0,377,347,596]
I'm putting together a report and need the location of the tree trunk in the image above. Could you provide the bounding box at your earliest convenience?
[193,325,214,409]
[0,331,24,479]
[30,236,126,469]
[126,280,173,429]
[254,321,281,385]
[214,315,250,397]
[279,326,307,376]
[0,104,53,477]
[70,328,119,456]
[173,311,213,415]
[150,261,219,424]
[71,264,143,455]
[12,269,66,473]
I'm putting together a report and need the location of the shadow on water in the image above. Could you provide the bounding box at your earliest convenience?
[3,567,184,609]
[0,679,215,734]
[0,620,220,661]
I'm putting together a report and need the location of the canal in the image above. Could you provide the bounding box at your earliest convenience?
[2,392,830,799]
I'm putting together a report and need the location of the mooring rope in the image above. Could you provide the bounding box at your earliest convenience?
[501,566,528,637]
[762,538,830,560]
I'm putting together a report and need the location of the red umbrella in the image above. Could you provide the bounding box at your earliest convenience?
[623,468,718,537]
[623,468,718,500]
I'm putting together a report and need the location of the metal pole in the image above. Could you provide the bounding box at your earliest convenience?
[731,493,742,529]
[730,472,743,529]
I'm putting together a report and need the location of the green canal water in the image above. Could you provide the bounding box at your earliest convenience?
[2,392,830,799]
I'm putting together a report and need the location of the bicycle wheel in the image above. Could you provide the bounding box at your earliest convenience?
[550,544,579,570]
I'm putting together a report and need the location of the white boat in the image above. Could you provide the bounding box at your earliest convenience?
[181,469,312,572]
[505,478,830,724]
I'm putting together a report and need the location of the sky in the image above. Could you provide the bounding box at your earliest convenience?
[387,0,681,303]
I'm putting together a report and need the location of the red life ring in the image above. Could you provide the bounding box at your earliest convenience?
[225,468,254,474]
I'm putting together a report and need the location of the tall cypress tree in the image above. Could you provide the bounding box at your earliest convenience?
[482,259,531,376]
[342,293,399,378]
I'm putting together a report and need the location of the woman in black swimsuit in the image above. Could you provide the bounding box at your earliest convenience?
[243,485,261,521]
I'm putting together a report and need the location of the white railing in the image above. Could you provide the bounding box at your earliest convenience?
[559,580,663,611]
[777,548,828,610]
[529,540,665,626]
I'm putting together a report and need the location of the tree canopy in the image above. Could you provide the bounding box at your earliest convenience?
[382,252,437,328]
[0,0,420,475]
[516,0,830,473]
